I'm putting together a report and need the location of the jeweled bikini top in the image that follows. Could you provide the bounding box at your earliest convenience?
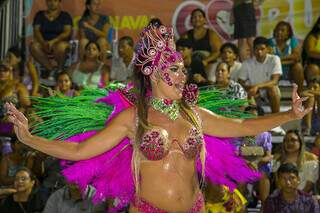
[139,126,204,161]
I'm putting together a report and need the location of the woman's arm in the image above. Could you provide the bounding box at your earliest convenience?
[33,25,47,48]
[203,30,222,66]
[5,103,134,161]
[26,58,40,96]
[200,84,311,137]
[281,46,301,65]
[83,21,110,38]
[16,83,31,110]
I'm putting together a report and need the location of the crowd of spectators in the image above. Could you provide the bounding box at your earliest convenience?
[1,0,320,212]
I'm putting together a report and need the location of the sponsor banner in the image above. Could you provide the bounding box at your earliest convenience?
[25,0,320,41]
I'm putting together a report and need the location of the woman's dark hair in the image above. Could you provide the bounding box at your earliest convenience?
[85,41,101,52]
[8,45,24,77]
[15,167,37,182]
[191,8,206,20]
[82,0,93,20]
[308,16,320,36]
[83,41,101,61]
[215,61,231,73]
[220,42,239,56]
[56,71,78,90]
[15,167,40,199]
[302,17,320,66]
[147,18,163,27]
[56,71,72,82]
[273,21,294,39]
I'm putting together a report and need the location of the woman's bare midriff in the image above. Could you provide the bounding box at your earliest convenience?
[131,151,202,212]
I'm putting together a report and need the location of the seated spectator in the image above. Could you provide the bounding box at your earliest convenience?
[238,36,282,113]
[0,167,45,213]
[176,38,210,86]
[268,21,304,94]
[301,78,320,135]
[0,61,31,136]
[5,46,40,96]
[43,181,105,213]
[110,36,134,82]
[302,17,320,82]
[79,0,110,61]
[263,163,319,213]
[207,42,242,82]
[181,8,222,67]
[0,138,36,186]
[213,62,247,100]
[272,130,318,193]
[49,71,79,97]
[30,0,72,75]
[68,41,109,89]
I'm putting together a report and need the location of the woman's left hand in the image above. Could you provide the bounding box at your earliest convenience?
[290,84,312,119]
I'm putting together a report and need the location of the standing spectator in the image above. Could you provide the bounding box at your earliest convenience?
[181,8,222,67]
[207,42,242,82]
[238,36,282,113]
[5,46,40,96]
[263,163,319,213]
[232,0,258,61]
[0,167,45,213]
[176,38,210,86]
[268,21,304,94]
[43,182,104,213]
[30,0,72,75]
[302,17,320,82]
[110,36,134,82]
[68,41,109,89]
[49,71,79,97]
[78,0,111,61]
[272,130,319,193]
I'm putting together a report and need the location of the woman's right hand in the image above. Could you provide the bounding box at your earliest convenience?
[5,102,32,143]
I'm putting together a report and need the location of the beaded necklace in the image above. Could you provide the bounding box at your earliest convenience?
[150,97,180,120]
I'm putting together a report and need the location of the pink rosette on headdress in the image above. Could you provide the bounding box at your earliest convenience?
[134,25,182,76]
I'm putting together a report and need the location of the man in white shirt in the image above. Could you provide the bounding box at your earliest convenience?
[110,36,134,82]
[238,36,282,113]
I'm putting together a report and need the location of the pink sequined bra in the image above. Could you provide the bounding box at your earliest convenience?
[139,126,203,160]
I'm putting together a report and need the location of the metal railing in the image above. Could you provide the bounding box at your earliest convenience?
[0,0,24,58]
